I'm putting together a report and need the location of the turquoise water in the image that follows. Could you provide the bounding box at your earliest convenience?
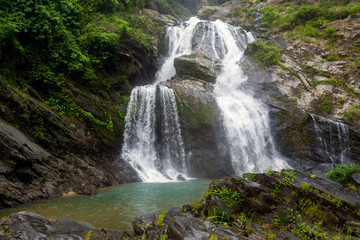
[0,179,211,230]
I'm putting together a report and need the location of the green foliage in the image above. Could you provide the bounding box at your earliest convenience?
[262,231,277,240]
[322,26,340,43]
[0,0,155,95]
[317,96,333,113]
[243,170,256,182]
[264,167,274,175]
[152,0,189,18]
[160,234,169,240]
[208,0,229,6]
[261,6,280,28]
[325,163,360,185]
[272,183,282,197]
[272,208,296,228]
[209,235,219,240]
[300,183,310,195]
[260,1,360,43]
[156,210,168,228]
[303,202,327,223]
[282,169,295,187]
[345,107,360,122]
[211,186,244,211]
[207,206,232,225]
[247,39,282,67]
[292,218,327,240]
[85,231,98,240]
[46,91,114,133]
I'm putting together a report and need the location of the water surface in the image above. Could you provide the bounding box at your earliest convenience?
[0,179,210,230]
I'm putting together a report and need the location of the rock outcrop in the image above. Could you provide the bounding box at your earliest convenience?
[162,77,233,178]
[174,53,217,83]
[0,211,134,239]
[0,79,141,209]
[145,0,208,18]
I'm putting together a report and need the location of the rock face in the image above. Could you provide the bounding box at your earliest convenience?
[239,54,360,168]
[162,77,233,178]
[0,79,140,208]
[0,211,134,239]
[145,0,207,17]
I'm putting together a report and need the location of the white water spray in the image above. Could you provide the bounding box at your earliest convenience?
[210,20,287,173]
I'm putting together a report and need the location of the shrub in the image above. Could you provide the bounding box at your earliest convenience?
[325,163,360,185]
[345,108,360,122]
[260,6,280,28]
[292,6,327,26]
[211,186,244,211]
[247,39,282,67]
[317,96,333,113]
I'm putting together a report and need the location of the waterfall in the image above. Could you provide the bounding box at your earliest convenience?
[310,114,351,163]
[121,18,201,182]
[122,17,288,182]
[209,20,287,174]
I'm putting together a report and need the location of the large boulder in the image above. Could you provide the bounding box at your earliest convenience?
[174,52,218,83]
[162,77,234,178]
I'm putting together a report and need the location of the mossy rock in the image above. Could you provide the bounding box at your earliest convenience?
[174,55,217,83]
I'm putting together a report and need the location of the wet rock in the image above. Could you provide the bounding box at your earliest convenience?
[349,172,360,187]
[132,214,157,236]
[162,78,234,178]
[0,211,134,240]
[144,9,178,26]
[145,0,206,18]
[174,53,217,83]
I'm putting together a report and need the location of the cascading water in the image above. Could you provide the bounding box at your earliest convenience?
[122,18,201,182]
[210,20,287,173]
[122,17,288,182]
[310,113,351,163]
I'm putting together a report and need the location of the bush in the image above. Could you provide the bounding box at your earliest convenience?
[317,96,333,113]
[325,163,360,185]
[345,107,360,122]
[292,5,327,26]
[260,6,280,28]
[247,39,282,67]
